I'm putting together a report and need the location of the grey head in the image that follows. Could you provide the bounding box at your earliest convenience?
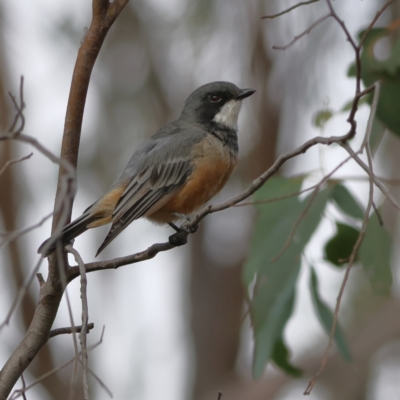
[179,81,255,130]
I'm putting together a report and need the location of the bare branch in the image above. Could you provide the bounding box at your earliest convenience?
[359,0,395,48]
[10,327,105,400]
[0,256,45,330]
[0,0,130,395]
[8,76,25,135]
[342,145,400,212]
[234,183,320,207]
[51,0,129,233]
[66,245,90,400]
[305,75,381,396]
[0,152,32,176]
[0,212,53,248]
[68,240,177,281]
[261,0,320,19]
[81,363,113,399]
[49,323,95,339]
[20,372,27,400]
[272,13,331,50]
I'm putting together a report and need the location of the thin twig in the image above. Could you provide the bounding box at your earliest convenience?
[66,245,90,400]
[0,152,32,176]
[20,372,27,400]
[304,70,381,396]
[54,244,80,400]
[270,155,354,263]
[359,0,395,48]
[372,201,384,226]
[0,256,44,329]
[342,144,400,212]
[304,151,375,395]
[8,76,25,134]
[49,323,95,338]
[272,13,331,50]
[0,212,53,248]
[262,0,319,19]
[10,327,105,400]
[234,184,319,207]
[81,362,113,399]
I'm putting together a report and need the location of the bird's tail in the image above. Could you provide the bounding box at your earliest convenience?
[37,212,94,257]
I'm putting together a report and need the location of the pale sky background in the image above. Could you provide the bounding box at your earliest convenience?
[1,1,399,399]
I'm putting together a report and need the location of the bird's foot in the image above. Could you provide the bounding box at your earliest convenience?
[168,220,198,234]
[169,231,188,246]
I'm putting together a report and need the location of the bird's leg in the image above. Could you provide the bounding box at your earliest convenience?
[168,218,198,234]
[167,217,199,246]
[168,222,188,246]
[168,222,182,233]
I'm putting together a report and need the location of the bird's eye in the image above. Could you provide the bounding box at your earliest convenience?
[209,94,222,103]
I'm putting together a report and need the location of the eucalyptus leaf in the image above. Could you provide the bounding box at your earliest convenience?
[245,177,331,377]
[324,223,360,267]
[348,27,400,137]
[331,184,364,220]
[359,213,393,295]
[310,268,352,362]
[272,338,302,377]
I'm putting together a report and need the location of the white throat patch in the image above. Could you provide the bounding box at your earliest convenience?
[212,100,242,130]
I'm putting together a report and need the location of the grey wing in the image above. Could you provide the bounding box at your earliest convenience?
[95,130,201,255]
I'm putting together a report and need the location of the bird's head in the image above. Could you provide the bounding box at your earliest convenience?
[179,81,255,130]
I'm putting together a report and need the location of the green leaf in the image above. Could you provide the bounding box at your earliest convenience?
[324,223,360,267]
[370,117,386,156]
[348,27,400,137]
[359,213,393,295]
[313,110,334,128]
[331,184,364,220]
[243,177,303,286]
[252,276,298,378]
[245,177,331,378]
[310,268,352,362]
[272,338,302,377]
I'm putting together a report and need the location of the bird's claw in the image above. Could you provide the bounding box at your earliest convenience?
[169,231,188,246]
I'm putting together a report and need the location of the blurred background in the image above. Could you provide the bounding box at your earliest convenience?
[1,0,400,399]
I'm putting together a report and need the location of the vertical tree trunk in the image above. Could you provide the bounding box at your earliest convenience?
[0,5,74,399]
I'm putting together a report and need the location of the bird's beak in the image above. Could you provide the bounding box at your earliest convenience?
[235,88,256,100]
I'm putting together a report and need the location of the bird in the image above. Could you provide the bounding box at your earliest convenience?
[38,81,255,257]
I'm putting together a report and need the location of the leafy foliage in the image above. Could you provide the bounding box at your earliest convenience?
[309,267,352,362]
[271,338,302,377]
[359,212,393,295]
[324,223,360,267]
[245,178,393,377]
[331,184,364,220]
[245,178,331,377]
[348,28,400,137]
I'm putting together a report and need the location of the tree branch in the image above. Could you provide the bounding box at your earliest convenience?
[0,152,32,176]
[0,1,129,398]
[261,0,320,20]
[49,323,95,338]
